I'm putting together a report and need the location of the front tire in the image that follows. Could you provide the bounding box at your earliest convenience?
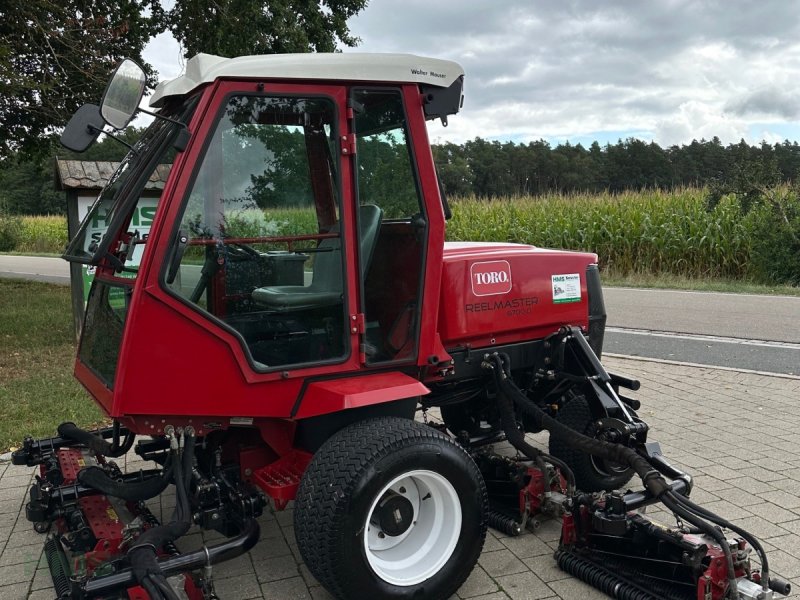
[294,416,487,600]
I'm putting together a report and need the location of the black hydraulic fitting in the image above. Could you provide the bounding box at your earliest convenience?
[770,577,792,595]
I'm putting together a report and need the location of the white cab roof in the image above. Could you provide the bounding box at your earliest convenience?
[150,53,464,107]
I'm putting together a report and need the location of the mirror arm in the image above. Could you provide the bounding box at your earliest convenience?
[138,108,190,151]
[87,125,138,156]
[138,107,187,129]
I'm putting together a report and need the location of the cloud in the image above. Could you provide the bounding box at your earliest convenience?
[345,0,800,146]
[726,86,800,120]
[136,0,800,147]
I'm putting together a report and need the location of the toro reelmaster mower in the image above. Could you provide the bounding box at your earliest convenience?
[12,53,791,600]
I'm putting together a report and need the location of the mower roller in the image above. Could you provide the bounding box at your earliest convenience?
[11,53,791,599]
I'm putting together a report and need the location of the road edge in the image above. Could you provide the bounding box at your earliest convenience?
[605,352,800,381]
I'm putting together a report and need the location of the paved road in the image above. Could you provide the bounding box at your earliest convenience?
[605,328,800,376]
[0,255,70,284]
[604,287,800,344]
[603,287,800,376]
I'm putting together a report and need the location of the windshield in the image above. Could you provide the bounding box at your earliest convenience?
[63,97,198,264]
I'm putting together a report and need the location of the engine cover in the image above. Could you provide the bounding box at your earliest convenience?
[437,242,598,348]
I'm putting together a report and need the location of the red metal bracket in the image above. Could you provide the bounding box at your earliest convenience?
[340,133,357,156]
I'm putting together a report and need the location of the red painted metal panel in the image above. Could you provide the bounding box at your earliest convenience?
[438,242,597,348]
[402,85,449,368]
[295,372,430,419]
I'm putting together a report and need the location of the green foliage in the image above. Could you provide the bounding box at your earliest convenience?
[0,0,162,157]
[705,147,800,285]
[17,215,68,253]
[0,0,367,159]
[0,213,23,252]
[433,136,800,199]
[62,127,149,162]
[736,187,800,286]
[357,135,420,219]
[706,146,782,213]
[166,0,367,59]
[448,189,752,280]
[0,158,64,215]
[233,123,315,209]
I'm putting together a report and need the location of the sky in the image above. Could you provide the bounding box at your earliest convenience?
[142,0,800,148]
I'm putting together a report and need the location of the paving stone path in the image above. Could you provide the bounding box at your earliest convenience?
[1,356,799,599]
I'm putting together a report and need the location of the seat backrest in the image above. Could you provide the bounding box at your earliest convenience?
[309,205,382,290]
[309,223,342,292]
[358,204,383,278]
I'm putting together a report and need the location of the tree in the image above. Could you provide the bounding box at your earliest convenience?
[0,0,368,159]
[167,0,367,58]
[0,159,63,215]
[0,0,162,157]
[432,143,474,197]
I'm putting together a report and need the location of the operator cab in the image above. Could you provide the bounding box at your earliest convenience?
[60,53,464,414]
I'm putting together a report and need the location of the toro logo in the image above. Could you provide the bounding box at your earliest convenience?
[470,260,512,296]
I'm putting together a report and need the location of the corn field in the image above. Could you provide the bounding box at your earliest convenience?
[447,189,751,279]
[15,215,69,254]
[7,188,794,283]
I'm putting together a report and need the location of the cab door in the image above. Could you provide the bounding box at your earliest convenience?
[350,88,429,365]
[114,82,364,419]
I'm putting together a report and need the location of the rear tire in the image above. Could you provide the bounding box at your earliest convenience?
[548,394,634,492]
[294,416,487,600]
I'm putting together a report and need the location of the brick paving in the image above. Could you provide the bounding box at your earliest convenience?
[2,356,800,599]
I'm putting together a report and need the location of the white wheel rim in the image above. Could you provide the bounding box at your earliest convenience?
[363,469,462,586]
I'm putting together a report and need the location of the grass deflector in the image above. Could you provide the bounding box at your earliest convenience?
[14,53,790,600]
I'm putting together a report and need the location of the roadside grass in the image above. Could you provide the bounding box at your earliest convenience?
[601,273,800,297]
[0,279,103,452]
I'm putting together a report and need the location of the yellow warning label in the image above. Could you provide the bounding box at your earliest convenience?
[106,507,119,522]
[78,457,86,467]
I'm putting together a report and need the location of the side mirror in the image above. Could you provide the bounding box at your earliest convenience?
[60,104,105,152]
[100,59,146,130]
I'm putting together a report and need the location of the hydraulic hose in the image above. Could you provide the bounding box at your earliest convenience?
[487,353,671,500]
[82,519,261,596]
[77,457,173,501]
[485,352,744,598]
[129,428,195,599]
[57,421,134,458]
[538,453,576,494]
[495,381,577,494]
[670,489,775,593]
[661,492,739,599]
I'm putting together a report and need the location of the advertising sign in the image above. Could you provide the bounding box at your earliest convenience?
[77,195,158,302]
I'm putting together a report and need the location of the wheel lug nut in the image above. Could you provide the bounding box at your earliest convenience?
[378,531,385,539]
[399,486,406,494]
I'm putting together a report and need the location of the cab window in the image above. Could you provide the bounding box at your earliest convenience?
[353,89,426,364]
[165,95,347,369]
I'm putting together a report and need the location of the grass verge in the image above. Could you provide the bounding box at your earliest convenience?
[601,272,800,296]
[0,279,104,452]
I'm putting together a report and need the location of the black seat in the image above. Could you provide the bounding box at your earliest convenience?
[252,205,383,311]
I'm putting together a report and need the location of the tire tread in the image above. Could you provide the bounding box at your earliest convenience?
[293,416,487,599]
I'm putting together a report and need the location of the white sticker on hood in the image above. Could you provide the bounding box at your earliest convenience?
[552,274,581,304]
